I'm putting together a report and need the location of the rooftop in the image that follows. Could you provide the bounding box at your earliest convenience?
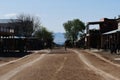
[0,19,17,23]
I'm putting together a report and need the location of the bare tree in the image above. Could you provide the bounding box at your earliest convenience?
[11,14,41,37]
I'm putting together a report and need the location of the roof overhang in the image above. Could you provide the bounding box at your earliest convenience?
[87,21,104,25]
[103,29,120,35]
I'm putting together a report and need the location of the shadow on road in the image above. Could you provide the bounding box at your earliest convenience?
[0,52,31,57]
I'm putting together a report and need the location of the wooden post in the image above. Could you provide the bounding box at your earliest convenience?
[86,23,90,49]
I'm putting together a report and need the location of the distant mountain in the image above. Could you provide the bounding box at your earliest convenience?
[53,33,66,45]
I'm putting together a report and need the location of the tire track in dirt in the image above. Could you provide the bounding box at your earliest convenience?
[0,50,49,68]
[0,50,50,80]
[85,50,120,67]
[9,49,104,80]
[72,50,119,80]
[55,57,67,74]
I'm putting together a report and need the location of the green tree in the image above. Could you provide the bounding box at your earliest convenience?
[63,19,85,45]
[34,27,54,42]
[34,27,54,49]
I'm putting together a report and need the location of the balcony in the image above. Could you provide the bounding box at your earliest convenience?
[0,27,14,36]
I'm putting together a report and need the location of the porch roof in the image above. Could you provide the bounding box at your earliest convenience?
[103,29,120,35]
[87,21,104,25]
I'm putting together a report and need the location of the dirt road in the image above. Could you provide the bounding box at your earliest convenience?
[0,48,120,80]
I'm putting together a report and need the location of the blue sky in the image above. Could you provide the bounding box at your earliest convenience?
[0,0,120,32]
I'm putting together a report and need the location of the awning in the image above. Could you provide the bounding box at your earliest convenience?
[103,29,120,35]
[87,21,104,25]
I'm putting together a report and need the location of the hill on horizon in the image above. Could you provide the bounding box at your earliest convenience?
[53,33,66,45]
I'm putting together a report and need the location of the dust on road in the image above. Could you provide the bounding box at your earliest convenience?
[0,48,120,80]
[10,48,103,80]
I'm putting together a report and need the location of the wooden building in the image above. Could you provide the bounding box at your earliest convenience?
[101,18,120,52]
[0,20,15,38]
[86,18,118,49]
[0,19,45,52]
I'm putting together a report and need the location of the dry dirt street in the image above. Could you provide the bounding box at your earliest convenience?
[0,48,120,80]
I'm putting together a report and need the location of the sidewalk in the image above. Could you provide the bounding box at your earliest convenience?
[85,49,120,64]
